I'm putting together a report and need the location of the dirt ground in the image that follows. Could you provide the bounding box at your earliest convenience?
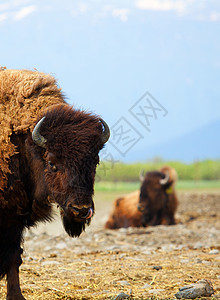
[0,191,219,300]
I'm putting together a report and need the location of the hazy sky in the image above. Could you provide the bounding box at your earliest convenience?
[1,0,220,162]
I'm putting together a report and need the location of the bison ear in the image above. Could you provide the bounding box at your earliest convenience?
[139,170,145,182]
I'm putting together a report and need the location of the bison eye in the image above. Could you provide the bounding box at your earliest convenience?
[48,161,57,172]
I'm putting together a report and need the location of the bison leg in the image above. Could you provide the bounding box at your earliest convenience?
[151,216,162,225]
[6,247,25,300]
[165,214,176,225]
[148,210,164,226]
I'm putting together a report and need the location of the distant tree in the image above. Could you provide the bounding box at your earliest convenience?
[151,156,164,164]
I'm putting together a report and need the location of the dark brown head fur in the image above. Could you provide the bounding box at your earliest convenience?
[25,104,105,237]
[138,168,178,226]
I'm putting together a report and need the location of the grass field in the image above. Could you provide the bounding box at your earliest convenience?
[95,180,220,193]
[96,160,220,182]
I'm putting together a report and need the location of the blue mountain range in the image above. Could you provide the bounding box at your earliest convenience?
[129,119,220,162]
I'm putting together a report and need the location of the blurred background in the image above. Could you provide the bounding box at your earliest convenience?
[1,0,220,189]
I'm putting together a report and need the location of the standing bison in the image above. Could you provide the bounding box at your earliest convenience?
[0,68,110,300]
[105,166,178,229]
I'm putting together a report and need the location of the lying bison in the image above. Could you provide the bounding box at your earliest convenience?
[105,166,178,229]
[0,68,110,300]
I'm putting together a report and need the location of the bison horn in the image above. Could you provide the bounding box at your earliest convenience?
[32,116,47,148]
[139,170,145,182]
[159,172,169,185]
[99,118,110,144]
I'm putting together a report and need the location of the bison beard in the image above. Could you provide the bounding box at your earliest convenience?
[60,204,94,237]
[62,213,90,237]
[0,68,110,300]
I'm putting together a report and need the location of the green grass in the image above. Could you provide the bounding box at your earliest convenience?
[96,160,220,182]
[95,181,140,192]
[176,180,220,190]
[95,159,220,194]
[95,180,220,193]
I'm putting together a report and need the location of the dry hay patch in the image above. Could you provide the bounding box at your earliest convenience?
[0,248,219,299]
[0,192,219,299]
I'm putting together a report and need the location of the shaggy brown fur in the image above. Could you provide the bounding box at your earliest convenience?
[105,190,142,229]
[0,68,65,192]
[0,68,109,300]
[105,166,178,229]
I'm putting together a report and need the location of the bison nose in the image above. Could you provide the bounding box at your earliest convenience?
[68,204,93,220]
